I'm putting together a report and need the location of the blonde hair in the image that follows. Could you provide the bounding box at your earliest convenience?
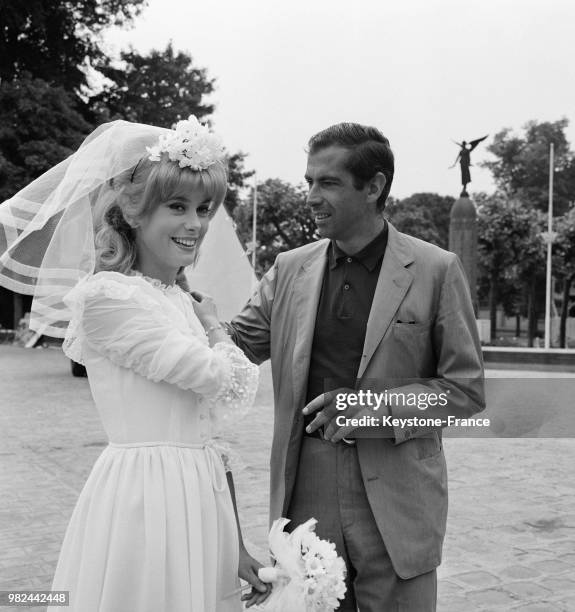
[94,155,227,283]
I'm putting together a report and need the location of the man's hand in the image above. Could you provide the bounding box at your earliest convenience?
[303,387,373,443]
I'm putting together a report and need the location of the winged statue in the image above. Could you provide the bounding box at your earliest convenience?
[450,135,488,196]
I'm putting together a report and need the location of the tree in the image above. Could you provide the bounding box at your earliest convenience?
[553,206,575,347]
[233,179,316,277]
[224,152,254,217]
[92,43,214,126]
[483,119,575,216]
[476,193,546,344]
[385,193,454,249]
[513,215,547,346]
[0,1,146,200]
[0,1,145,94]
[0,75,92,201]
[92,44,253,211]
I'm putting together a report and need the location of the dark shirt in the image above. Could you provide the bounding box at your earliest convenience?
[304,222,389,433]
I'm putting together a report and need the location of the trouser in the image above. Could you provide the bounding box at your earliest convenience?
[287,437,436,612]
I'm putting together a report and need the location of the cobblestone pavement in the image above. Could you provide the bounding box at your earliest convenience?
[1,345,574,611]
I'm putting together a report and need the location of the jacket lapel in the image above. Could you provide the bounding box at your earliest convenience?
[357,224,415,379]
[291,241,329,408]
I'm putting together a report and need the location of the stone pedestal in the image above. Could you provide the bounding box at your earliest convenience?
[449,195,478,315]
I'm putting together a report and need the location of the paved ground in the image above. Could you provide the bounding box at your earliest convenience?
[1,345,575,611]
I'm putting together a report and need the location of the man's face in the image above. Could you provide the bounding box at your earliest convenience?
[305,146,373,245]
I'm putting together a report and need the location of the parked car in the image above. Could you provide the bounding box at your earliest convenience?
[71,360,87,377]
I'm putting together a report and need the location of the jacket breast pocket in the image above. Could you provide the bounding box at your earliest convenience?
[392,320,432,335]
[392,321,433,349]
[389,321,434,376]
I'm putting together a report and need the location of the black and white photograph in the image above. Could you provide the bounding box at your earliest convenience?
[1,1,574,610]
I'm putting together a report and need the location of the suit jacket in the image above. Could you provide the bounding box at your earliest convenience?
[229,223,485,579]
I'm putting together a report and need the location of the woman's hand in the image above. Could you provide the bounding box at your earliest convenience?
[189,290,219,329]
[238,546,272,608]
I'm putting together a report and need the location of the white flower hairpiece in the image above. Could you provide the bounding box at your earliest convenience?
[146,115,225,170]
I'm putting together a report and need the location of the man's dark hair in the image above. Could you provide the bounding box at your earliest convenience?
[308,122,394,211]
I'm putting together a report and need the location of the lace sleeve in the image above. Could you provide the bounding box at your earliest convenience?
[206,342,259,431]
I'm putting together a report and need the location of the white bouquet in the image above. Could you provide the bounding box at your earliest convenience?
[255,518,347,612]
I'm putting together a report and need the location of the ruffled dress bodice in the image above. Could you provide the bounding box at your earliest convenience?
[62,271,258,451]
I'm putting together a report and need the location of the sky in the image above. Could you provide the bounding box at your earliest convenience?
[105,0,575,199]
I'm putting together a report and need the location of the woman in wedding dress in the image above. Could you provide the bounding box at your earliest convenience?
[0,117,270,611]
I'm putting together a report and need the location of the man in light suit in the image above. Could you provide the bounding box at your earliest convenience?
[228,123,485,610]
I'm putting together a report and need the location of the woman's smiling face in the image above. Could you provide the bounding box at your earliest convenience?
[134,189,213,284]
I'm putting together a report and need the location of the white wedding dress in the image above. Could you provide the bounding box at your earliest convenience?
[51,271,258,612]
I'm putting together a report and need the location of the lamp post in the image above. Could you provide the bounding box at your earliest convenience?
[543,143,555,349]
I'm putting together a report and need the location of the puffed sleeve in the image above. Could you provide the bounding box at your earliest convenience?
[62,274,258,409]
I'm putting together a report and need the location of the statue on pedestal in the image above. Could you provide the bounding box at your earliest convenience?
[450,135,488,196]
[449,135,488,316]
